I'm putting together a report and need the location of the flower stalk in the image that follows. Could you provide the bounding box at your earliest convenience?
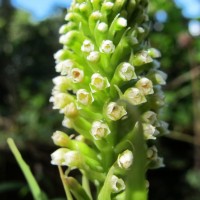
[50,0,168,199]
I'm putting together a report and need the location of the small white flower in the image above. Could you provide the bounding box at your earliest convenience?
[70,68,84,83]
[111,175,126,193]
[135,77,154,95]
[79,2,87,12]
[64,151,83,168]
[51,131,69,147]
[76,89,94,105]
[97,22,108,32]
[55,60,74,75]
[50,93,73,110]
[90,73,110,92]
[137,27,145,33]
[81,40,95,53]
[91,121,111,140]
[100,40,115,54]
[106,102,127,121]
[148,48,161,58]
[133,50,153,66]
[142,111,157,124]
[118,62,137,81]
[62,117,73,128]
[63,102,78,117]
[51,148,69,166]
[143,123,156,140]
[54,49,65,62]
[117,150,134,169]
[59,31,75,44]
[117,17,127,28]
[87,51,100,62]
[124,87,147,105]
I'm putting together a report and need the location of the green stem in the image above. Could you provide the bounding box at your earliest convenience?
[58,166,73,200]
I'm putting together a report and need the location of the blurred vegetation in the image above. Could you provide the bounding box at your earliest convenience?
[0,0,200,199]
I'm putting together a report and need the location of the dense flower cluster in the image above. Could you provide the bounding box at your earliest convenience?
[50,0,168,199]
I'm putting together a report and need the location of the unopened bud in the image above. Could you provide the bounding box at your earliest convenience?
[117,150,134,169]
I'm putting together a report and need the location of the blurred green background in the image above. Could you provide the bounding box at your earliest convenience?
[0,0,200,199]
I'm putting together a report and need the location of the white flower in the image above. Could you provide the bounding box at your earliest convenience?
[81,40,95,53]
[62,117,73,128]
[118,62,137,81]
[100,40,115,54]
[87,51,100,62]
[91,121,111,140]
[111,175,126,193]
[50,93,73,110]
[54,49,65,62]
[77,89,94,105]
[51,148,69,166]
[63,102,78,117]
[143,123,156,140]
[117,150,134,169]
[63,151,83,168]
[106,102,127,121]
[90,73,110,92]
[142,111,157,124]
[70,68,84,83]
[135,77,154,95]
[52,76,72,93]
[124,87,147,105]
[148,48,161,58]
[55,60,74,75]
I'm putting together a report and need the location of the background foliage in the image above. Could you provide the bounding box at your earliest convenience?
[0,0,200,199]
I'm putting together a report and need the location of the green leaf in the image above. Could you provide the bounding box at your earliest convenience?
[7,138,48,200]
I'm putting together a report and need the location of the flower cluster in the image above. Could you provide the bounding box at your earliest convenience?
[50,0,168,199]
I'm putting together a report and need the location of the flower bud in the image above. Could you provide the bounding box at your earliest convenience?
[116,17,127,28]
[52,76,72,93]
[100,40,115,54]
[91,121,111,140]
[97,22,108,32]
[77,89,94,105]
[111,175,126,193]
[106,102,127,121]
[90,11,102,21]
[81,39,95,53]
[51,131,70,147]
[87,51,100,62]
[117,150,134,169]
[135,77,154,95]
[123,87,147,105]
[147,146,158,160]
[90,73,110,92]
[50,148,69,166]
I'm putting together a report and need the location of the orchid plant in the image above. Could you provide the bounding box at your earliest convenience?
[8,0,168,200]
[49,0,168,199]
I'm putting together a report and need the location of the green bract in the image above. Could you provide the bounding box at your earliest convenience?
[50,0,168,199]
